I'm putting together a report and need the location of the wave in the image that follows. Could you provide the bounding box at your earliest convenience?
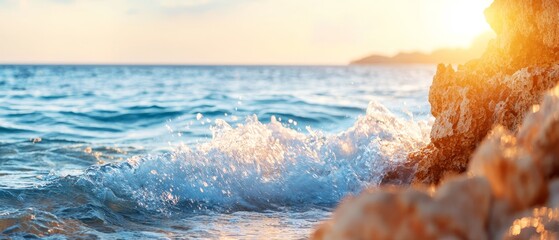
[0,126,36,134]
[56,101,431,214]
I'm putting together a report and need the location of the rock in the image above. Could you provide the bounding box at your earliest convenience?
[500,207,559,239]
[313,89,559,237]
[517,86,559,179]
[399,0,559,185]
[469,126,547,211]
[316,84,559,239]
[549,179,559,208]
[312,177,492,240]
[315,0,559,238]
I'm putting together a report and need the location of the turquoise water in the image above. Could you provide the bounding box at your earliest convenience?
[0,65,434,239]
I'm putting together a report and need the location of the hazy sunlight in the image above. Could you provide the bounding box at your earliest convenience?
[0,0,493,65]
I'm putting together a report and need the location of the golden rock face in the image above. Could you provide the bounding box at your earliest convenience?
[402,0,559,185]
[313,0,559,238]
[313,82,559,240]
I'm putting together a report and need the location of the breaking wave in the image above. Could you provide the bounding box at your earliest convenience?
[60,101,431,214]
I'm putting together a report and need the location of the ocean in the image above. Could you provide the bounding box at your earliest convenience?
[0,65,434,239]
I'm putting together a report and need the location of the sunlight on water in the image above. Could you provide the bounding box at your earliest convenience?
[0,65,435,238]
[77,101,430,214]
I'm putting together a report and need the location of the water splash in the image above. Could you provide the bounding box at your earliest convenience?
[70,101,431,214]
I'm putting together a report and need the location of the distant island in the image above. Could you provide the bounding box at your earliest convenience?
[351,32,495,65]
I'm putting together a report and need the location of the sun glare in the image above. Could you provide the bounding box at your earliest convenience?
[441,0,493,43]
[0,0,496,64]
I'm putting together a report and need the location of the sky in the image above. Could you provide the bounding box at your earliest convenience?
[0,0,494,65]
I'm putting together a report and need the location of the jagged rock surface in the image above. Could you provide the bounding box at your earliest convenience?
[313,0,559,238]
[397,0,559,184]
[313,85,559,240]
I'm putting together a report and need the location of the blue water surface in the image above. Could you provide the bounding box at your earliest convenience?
[0,65,434,239]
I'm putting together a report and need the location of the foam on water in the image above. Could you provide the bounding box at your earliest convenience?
[70,101,430,214]
[0,65,436,238]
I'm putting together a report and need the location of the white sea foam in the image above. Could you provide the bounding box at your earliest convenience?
[78,101,431,213]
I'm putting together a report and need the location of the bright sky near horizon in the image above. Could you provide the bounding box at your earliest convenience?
[0,0,493,65]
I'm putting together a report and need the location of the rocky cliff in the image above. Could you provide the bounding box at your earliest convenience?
[399,0,559,184]
[314,85,559,239]
[313,0,559,238]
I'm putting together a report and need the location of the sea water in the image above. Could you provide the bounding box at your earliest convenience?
[0,65,434,239]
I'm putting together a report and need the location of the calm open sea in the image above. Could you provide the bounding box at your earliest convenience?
[0,65,434,239]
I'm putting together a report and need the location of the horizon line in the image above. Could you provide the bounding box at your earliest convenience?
[0,62,353,67]
[0,62,442,67]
